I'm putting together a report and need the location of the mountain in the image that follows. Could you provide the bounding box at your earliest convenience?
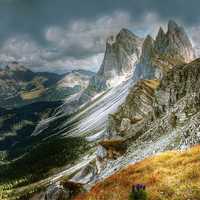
[93,58,200,184]
[77,29,142,106]
[85,29,143,93]
[135,20,196,79]
[0,62,95,108]
[58,70,95,89]
[0,21,199,200]
[0,62,62,105]
[70,21,198,193]
[44,29,142,115]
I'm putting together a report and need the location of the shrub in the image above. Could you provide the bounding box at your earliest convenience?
[129,184,148,200]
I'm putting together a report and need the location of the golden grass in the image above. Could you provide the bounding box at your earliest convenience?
[20,88,45,100]
[75,145,200,200]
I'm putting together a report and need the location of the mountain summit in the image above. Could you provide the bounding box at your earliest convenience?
[98,28,143,80]
[155,20,195,62]
[87,29,143,93]
[135,20,196,79]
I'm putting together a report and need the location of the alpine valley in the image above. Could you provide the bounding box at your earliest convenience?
[1,20,200,200]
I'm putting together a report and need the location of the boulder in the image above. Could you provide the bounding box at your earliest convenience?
[44,182,70,200]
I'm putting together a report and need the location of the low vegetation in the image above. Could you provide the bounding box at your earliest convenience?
[0,136,90,200]
[129,184,147,200]
[75,145,200,200]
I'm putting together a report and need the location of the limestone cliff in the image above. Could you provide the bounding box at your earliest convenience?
[87,29,143,94]
[93,58,200,179]
[135,20,196,80]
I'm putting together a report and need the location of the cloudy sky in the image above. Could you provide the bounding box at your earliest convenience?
[0,0,200,73]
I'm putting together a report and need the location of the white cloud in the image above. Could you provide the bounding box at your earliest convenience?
[45,11,133,54]
[0,35,44,66]
[36,53,104,73]
[189,26,200,57]
[0,34,104,73]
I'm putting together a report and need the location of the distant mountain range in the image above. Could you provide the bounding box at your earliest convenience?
[0,62,95,108]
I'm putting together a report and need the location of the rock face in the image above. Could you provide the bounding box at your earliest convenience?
[107,79,160,139]
[109,58,200,145]
[44,183,70,200]
[98,29,142,80]
[41,181,85,200]
[70,164,97,184]
[98,59,200,181]
[135,20,196,80]
[155,58,200,113]
[87,29,143,94]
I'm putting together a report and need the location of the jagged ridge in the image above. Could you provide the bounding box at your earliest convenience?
[135,20,196,80]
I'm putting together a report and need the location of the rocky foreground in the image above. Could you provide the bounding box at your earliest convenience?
[76,145,200,200]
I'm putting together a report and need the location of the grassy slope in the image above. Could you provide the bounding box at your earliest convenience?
[76,145,200,200]
[0,101,62,157]
[0,136,90,200]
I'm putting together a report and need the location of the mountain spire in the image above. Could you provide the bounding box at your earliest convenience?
[156,27,165,41]
[97,29,143,84]
[168,20,179,32]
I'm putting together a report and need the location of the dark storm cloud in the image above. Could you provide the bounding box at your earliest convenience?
[1,0,199,39]
[0,0,199,72]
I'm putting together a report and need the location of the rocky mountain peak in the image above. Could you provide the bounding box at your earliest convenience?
[156,27,165,42]
[142,35,154,49]
[93,29,143,89]
[106,35,116,46]
[116,28,139,42]
[167,20,179,32]
[80,29,143,102]
[140,35,154,63]
[135,20,196,80]
[160,20,195,62]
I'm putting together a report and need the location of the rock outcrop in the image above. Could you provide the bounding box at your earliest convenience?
[44,182,70,200]
[110,57,200,139]
[33,181,85,200]
[104,57,200,163]
[87,59,200,186]
[98,29,142,80]
[107,79,160,139]
[135,20,196,80]
[85,29,143,95]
